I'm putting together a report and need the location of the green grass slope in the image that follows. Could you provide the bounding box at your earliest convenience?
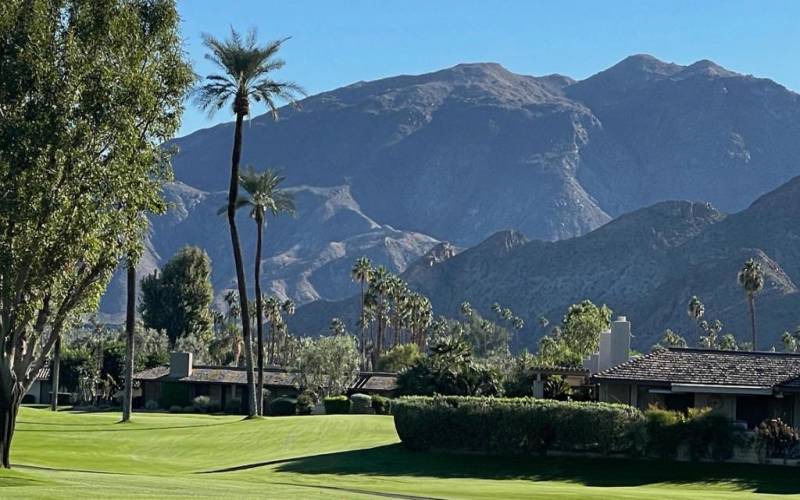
[1,407,799,499]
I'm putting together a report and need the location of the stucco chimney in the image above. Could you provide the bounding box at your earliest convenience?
[169,352,193,378]
[597,329,612,371]
[609,316,631,368]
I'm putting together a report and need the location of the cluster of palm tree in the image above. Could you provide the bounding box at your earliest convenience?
[351,258,433,368]
[194,27,305,417]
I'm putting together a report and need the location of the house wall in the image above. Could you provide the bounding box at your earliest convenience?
[795,394,800,428]
[599,383,633,405]
[694,393,736,420]
[26,380,41,404]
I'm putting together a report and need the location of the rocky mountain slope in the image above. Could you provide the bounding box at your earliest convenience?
[100,54,800,325]
[293,176,800,351]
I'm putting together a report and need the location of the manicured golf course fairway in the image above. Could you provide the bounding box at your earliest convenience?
[1,406,799,499]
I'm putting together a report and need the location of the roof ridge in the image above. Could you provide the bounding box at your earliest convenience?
[668,347,800,357]
[594,348,667,378]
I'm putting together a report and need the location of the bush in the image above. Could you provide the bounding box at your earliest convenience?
[683,407,742,461]
[168,405,183,413]
[645,407,684,459]
[393,396,644,455]
[756,418,799,460]
[144,400,159,411]
[372,395,392,415]
[225,398,242,415]
[323,395,350,415]
[183,405,195,413]
[296,390,317,415]
[22,394,36,404]
[350,393,372,414]
[192,395,211,413]
[269,396,297,416]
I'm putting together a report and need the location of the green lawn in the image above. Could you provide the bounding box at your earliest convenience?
[1,407,799,499]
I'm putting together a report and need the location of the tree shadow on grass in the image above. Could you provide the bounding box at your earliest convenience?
[15,419,240,433]
[270,444,800,496]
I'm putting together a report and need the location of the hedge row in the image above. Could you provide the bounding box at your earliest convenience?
[393,396,644,455]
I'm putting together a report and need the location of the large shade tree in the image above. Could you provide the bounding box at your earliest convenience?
[195,28,304,416]
[232,167,294,415]
[0,0,192,467]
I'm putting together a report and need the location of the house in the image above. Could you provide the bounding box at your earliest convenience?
[348,372,398,397]
[592,347,800,429]
[134,352,300,412]
[23,367,52,404]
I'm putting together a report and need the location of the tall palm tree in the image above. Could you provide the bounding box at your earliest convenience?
[232,167,294,415]
[195,28,304,417]
[738,259,764,350]
[368,266,391,366]
[687,295,705,342]
[351,257,373,364]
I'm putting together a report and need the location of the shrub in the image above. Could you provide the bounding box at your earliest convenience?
[378,343,422,372]
[192,395,211,413]
[144,400,159,411]
[269,396,297,416]
[323,395,350,415]
[371,395,392,415]
[22,394,36,404]
[168,405,183,413]
[183,405,195,413]
[296,390,317,415]
[756,418,799,460]
[350,393,372,414]
[393,396,644,455]
[644,407,684,459]
[225,398,242,415]
[683,407,743,462]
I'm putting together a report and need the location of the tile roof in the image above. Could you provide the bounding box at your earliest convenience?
[349,372,398,393]
[134,365,299,388]
[592,347,800,389]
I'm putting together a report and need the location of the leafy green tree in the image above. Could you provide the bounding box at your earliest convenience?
[140,246,214,347]
[782,327,800,352]
[329,318,348,337]
[377,343,422,372]
[232,167,294,415]
[738,258,764,350]
[687,295,706,341]
[654,329,688,349]
[292,335,359,397]
[195,27,304,417]
[537,300,612,367]
[0,0,191,467]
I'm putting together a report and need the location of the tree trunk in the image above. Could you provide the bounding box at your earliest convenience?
[0,362,22,468]
[50,336,61,411]
[228,110,257,417]
[749,294,757,351]
[359,281,365,370]
[122,260,135,422]
[255,217,264,416]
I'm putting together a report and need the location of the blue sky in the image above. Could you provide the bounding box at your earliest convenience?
[176,0,800,137]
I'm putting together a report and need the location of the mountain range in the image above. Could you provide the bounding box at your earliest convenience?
[99,54,800,348]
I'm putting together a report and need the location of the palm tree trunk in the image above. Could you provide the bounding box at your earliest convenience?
[122,260,135,422]
[254,217,265,416]
[228,111,257,417]
[359,281,365,369]
[749,294,757,351]
[50,336,61,412]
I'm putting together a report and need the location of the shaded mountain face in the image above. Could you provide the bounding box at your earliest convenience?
[102,55,800,328]
[170,55,800,245]
[99,183,439,319]
[292,176,800,351]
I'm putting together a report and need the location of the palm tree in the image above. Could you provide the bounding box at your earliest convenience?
[195,28,304,417]
[687,295,705,342]
[351,257,373,364]
[232,167,294,415]
[367,266,391,365]
[738,259,764,350]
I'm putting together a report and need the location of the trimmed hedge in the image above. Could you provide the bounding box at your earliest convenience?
[350,393,372,414]
[393,396,645,455]
[269,397,297,416]
[372,395,392,415]
[323,396,350,415]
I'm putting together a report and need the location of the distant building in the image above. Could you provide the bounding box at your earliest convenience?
[134,352,300,413]
[24,367,52,404]
[589,317,800,429]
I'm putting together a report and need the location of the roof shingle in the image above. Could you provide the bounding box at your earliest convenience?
[592,348,800,389]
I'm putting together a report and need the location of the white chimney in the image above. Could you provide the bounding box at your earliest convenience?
[609,316,631,368]
[169,352,193,378]
[597,329,612,372]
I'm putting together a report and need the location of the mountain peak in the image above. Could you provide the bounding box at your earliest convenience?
[674,59,738,79]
